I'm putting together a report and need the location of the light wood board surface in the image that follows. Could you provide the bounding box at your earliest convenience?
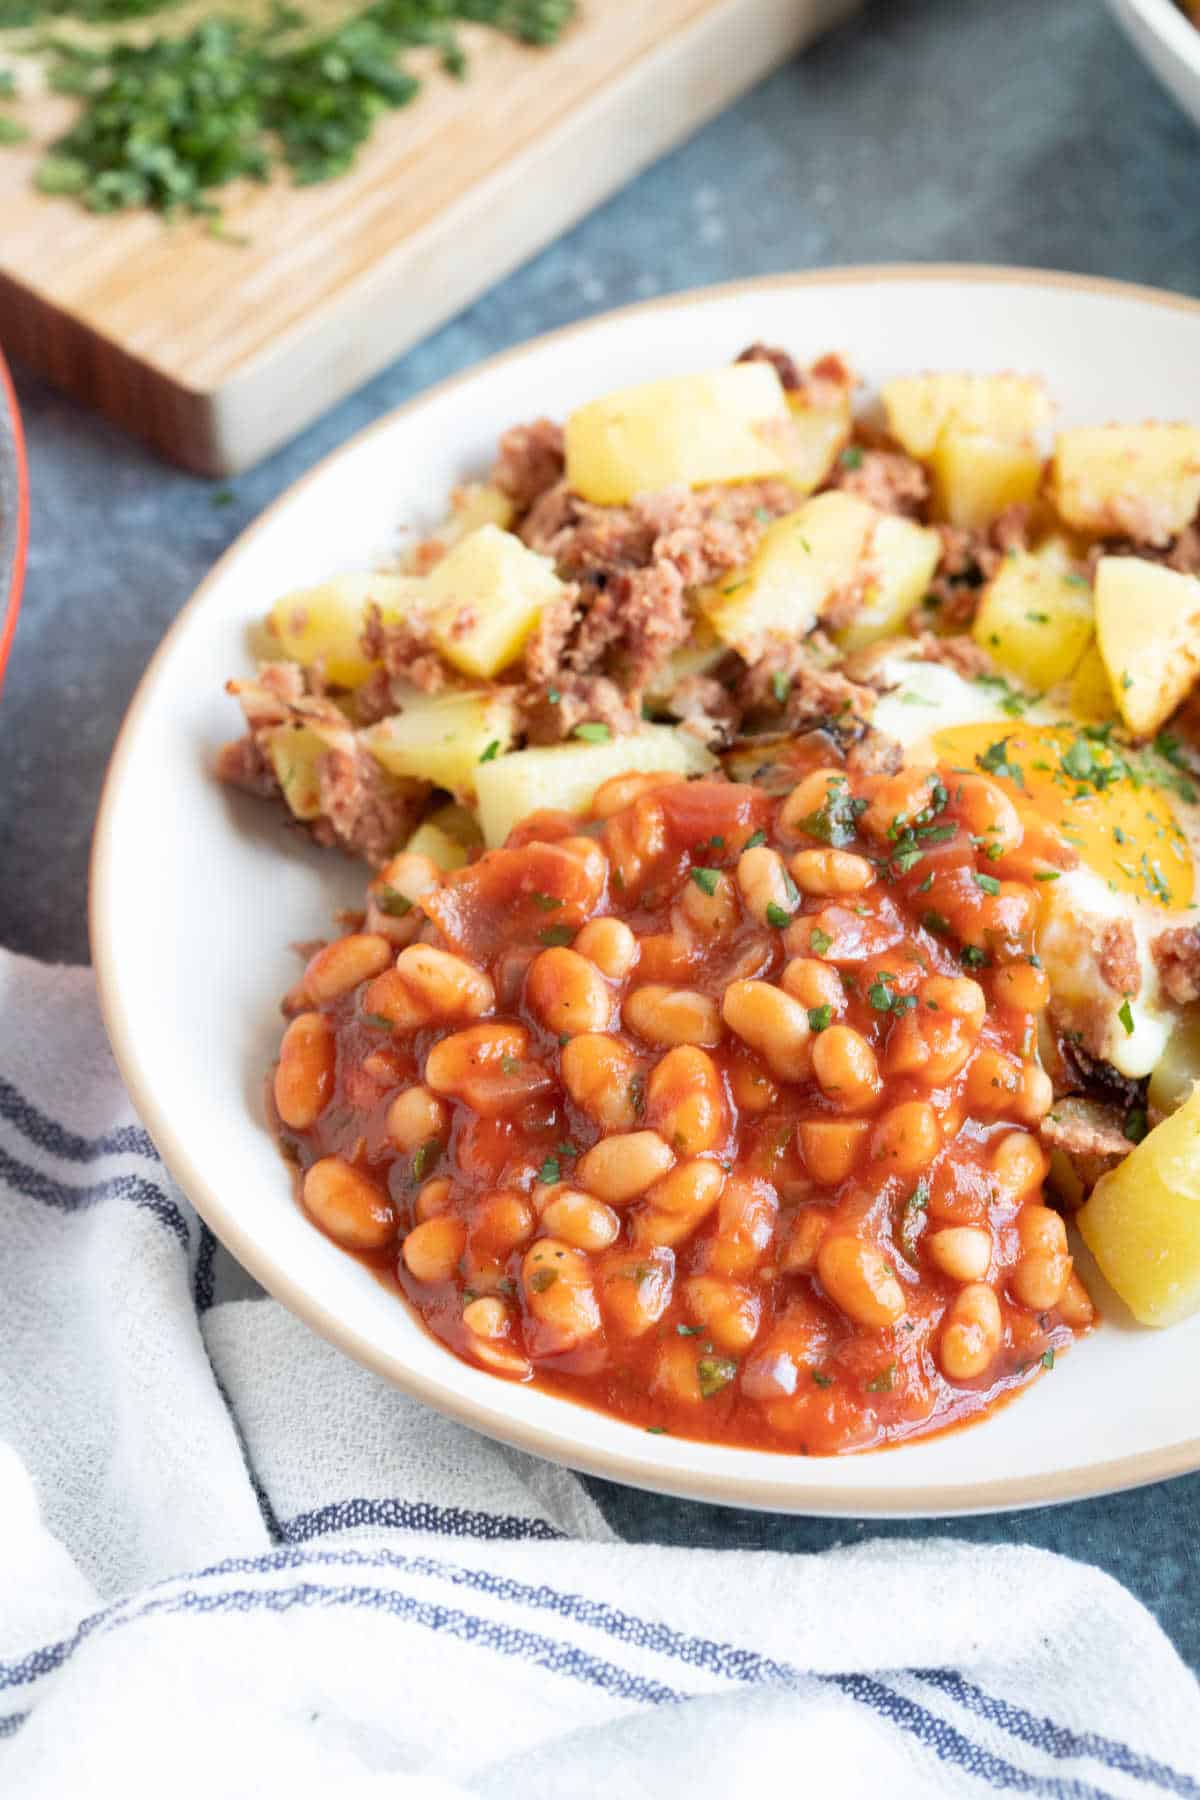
[0,0,858,474]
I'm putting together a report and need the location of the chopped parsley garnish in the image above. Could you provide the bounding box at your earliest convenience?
[529,1268,559,1293]
[1041,1348,1055,1371]
[574,722,612,744]
[973,871,1001,896]
[676,1323,702,1337]
[840,445,864,469]
[500,1055,521,1075]
[810,926,833,956]
[766,902,794,929]
[645,1425,668,1434]
[530,891,563,911]
[865,1362,896,1393]
[690,866,721,897]
[1124,1106,1149,1144]
[807,1004,833,1032]
[376,885,413,917]
[771,670,791,705]
[794,774,868,848]
[538,1155,561,1184]
[961,945,989,969]
[697,1356,738,1398]
[867,971,916,1016]
[742,829,767,852]
[1034,869,1061,881]
[411,1139,440,1183]
[628,1073,646,1119]
[899,1177,930,1262]
[811,1369,833,1389]
[921,909,950,936]
[547,686,561,704]
[977,737,1024,788]
[362,1011,394,1030]
[478,739,501,763]
[1117,998,1135,1037]
[1026,611,1050,624]
[538,924,574,947]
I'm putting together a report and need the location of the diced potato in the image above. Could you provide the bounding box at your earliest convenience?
[783,384,852,495]
[269,572,420,688]
[404,802,484,871]
[930,430,1043,531]
[642,630,727,707]
[882,373,1051,459]
[1078,1083,1200,1327]
[1069,639,1117,724]
[833,511,941,652]
[971,547,1094,690]
[435,482,515,547]
[1148,1014,1200,1120]
[1094,556,1200,737]
[699,493,873,658]
[265,718,351,820]
[475,727,715,848]
[425,525,565,681]
[564,364,790,505]
[367,687,518,797]
[1050,425,1200,545]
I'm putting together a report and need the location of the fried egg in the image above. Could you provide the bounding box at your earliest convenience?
[872,651,1200,1078]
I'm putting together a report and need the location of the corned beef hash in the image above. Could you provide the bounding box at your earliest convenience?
[219,343,1200,1453]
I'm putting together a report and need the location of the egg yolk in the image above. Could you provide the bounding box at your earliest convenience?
[932,723,1194,910]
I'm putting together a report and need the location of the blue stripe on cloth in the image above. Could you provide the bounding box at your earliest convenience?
[915,1670,1200,1800]
[0,1142,189,1251]
[278,1499,564,1544]
[0,1076,156,1163]
[0,1712,26,1739]
[2,1543,1166,1799]
[827,1675,1121,1800]
[192,1221,218,1312]
[0,1580,682,1708]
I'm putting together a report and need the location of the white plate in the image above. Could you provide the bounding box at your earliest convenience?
[92,267,1200,1516]
[1108,0,1200,130]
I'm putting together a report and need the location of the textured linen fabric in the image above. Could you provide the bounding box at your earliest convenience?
[2,946,1198,1799]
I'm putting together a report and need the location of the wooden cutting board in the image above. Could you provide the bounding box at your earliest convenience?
[0,0,858,474]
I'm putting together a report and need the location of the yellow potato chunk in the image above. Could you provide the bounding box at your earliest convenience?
[269,572,420,688]
[881,373,1051,459]
[972,547,1094,690]
[475,727,715,848]
[1079,1084,1200,1327]
[699,492,872,657]
[783,383,853,495]
[367,687,518,797]
[1050,425,1200,545]
[642,627,726,707]
[1069,639,1117,724]
[833,511,941,652]
[265,718,351,820]
[404,803,483,872]
[1148,1015,1200,1121]
[564,364,790,505]
[425,525,565,680]
[1094,556,1200,738]
[431,482,515,550]
[930,430,1043,531]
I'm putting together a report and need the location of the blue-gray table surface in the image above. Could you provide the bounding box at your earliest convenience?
[4,0,1199,1674]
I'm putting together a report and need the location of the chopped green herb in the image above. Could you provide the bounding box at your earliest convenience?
[0,115,28,145]
[921,909,950,936]
[1025,611,1050,624]
[1041,1348,1055,1371]
[807,1004,833,1032]
[742,828,767,852]
[811,1370,833,1389]
[916,871,934,894]
[771,670,791,705]
[500,1054,521,1075]
[547,686,561,704]
[538,924,574,947]
[973,871,1001,896]
[529,1268,559,1293]
[1034,869,1061,881]
[411,1139,440,1183]
[899,1177,930,1262]
[376,885,413,918]
[690,866,721,897]
[766,901,794,929]
[1117,998,1135,1037]
[1124,1106,1149,1144]
[530,891,563,911]
[794,773,868,848]
[538,1156,561,1185]
[362,1011,394,1030]
[676,1323,702,1337]
[697,1356,738,1398]
[479,740,501,763]
[977,737,1024,788]
[574,722,612,744]
[840,444,864,469]
[810,926,833,956]
[865,1362,896,1393]
[722,579,748,596]
[628,1073,646,1119]
[708,835,726,850]
[210,485,236,508]
[960,945,989,969]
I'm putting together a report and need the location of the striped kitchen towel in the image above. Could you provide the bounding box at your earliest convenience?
[1,945,1197,1799]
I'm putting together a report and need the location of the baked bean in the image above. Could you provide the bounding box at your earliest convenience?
[777,768,852,841]
[736,846,796,926]
[555,835,610,897]
[461,1297,531,1378]
[402,1215,467,1282]
[780,957,844,1013]
[462,1295,509,1338]
[577,1130,674,1203]
[415,1176,452,1220]
[522,1238,601,1353]
[963,1046,1023,1113]
[871,1100,942,1176]
[385,1085,448,1154]
[811,1025,882,1111]
[425,1023,552,1115]
[927,1226,992,1283]
[939,1282,1002,1380]
[652,1337,704,1406]
[991,1130,1048,1200]
[601,1247,675,1336]
[274,1011,335,1129]
[633,930,701,984]
[677,868,740,938]
[646,1045,726,1155]
[1011,1204,1071,1310]
[726,1047,779,1114]
[526,947,613,1037]
[920,974,987,1032]
[469,1189,535,1263]
[573,917,639,981]
[365,852,441,945]
[683,1275,762,1352]
[602,797,668,895]
[539,1189,621,1251]
[780,1205,833,1274]
[722,980,811,1082]
[798,1118,871,1186]
[952,774,1023,854]
[635,1157,725,1248]
[304,933,394,1004]
[303,1156,396,1249]
[590,770,683,819]
[705,1175,778,1278]
[623,984,723,1049]
[560,1033,640,1130]
[788,848,875,897]
[817,1235,906,1328]
[1013,1062,1054,1126]
[992,960,1050,1013]
[860,769,941,844]
[397,944,495,1021]
[1057,1270,1096,1328]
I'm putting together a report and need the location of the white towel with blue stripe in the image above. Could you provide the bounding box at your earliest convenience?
[1,946,1198,1799]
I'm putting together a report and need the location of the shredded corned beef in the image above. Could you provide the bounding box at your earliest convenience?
[829,449,928,517]
[1151,924,1200,1005]
[491,418,565,511]
[315,747,429,866]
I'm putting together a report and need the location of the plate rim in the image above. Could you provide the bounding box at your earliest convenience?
[91,262,1200,1516]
